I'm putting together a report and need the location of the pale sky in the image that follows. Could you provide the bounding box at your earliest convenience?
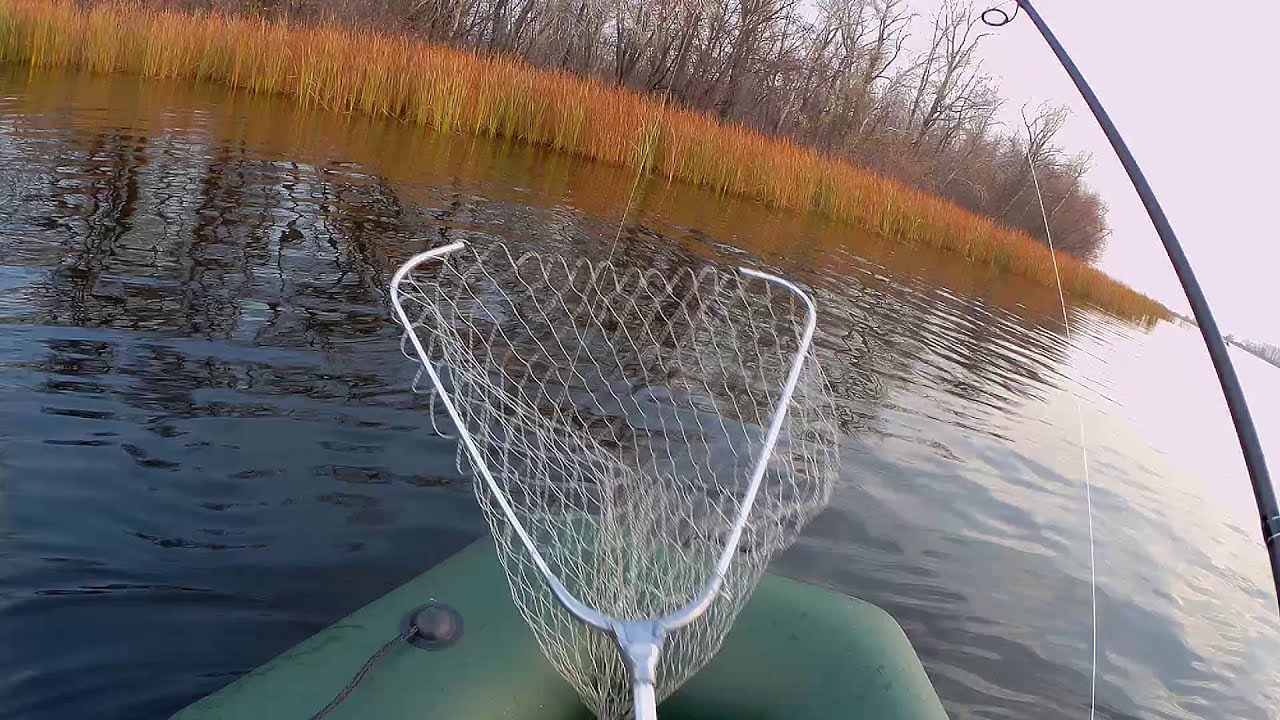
[963,0,1279,345]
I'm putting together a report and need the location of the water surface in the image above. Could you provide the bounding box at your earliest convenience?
[1,68,1277,720]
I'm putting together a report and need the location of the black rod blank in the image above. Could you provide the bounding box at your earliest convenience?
[990,0,1279,607]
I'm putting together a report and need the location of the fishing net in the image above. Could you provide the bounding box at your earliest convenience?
[392,242,838,719]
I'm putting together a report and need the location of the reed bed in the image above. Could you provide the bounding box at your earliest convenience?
[0,0,1167,319]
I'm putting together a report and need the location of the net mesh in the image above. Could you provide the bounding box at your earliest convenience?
[394,243,838,718]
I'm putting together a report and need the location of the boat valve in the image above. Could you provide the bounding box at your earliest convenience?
[402,602,464,650]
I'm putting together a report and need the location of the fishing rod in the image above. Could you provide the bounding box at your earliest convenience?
[981,0,1280,609]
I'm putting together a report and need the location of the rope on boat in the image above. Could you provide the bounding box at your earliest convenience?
[306,625,416,720]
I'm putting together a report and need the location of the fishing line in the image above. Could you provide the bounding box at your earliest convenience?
[605,108,666,264]
[983,0,1279,607]
[1028,151,1098,720]
[604,159,648,264]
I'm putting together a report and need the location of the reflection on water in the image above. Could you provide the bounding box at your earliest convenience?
[0,68,1276,720]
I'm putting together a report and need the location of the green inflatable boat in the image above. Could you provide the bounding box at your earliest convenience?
[173,538,947,719]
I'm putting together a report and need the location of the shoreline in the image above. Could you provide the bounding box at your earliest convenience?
[0,0,1168,320]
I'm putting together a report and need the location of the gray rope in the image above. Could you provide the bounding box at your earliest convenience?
[307,625,416,720]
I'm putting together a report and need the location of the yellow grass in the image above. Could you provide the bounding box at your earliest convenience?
[0,0,1167,320]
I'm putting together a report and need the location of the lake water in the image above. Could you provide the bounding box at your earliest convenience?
[0,68,1277,720]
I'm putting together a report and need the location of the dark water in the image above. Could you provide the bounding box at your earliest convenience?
[1,68,1277,720]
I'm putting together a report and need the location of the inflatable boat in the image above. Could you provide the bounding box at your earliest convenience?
[172,538,947,719]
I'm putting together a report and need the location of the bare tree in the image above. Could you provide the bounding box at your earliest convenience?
[165,0,1113,261]
[994,102,1068,218]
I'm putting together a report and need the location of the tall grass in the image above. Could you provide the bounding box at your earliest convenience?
[0,0,1167,320]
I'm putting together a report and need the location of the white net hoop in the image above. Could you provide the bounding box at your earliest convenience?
[392,241,838,718]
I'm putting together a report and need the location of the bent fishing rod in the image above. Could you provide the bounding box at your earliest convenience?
[981,0,1279,608]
